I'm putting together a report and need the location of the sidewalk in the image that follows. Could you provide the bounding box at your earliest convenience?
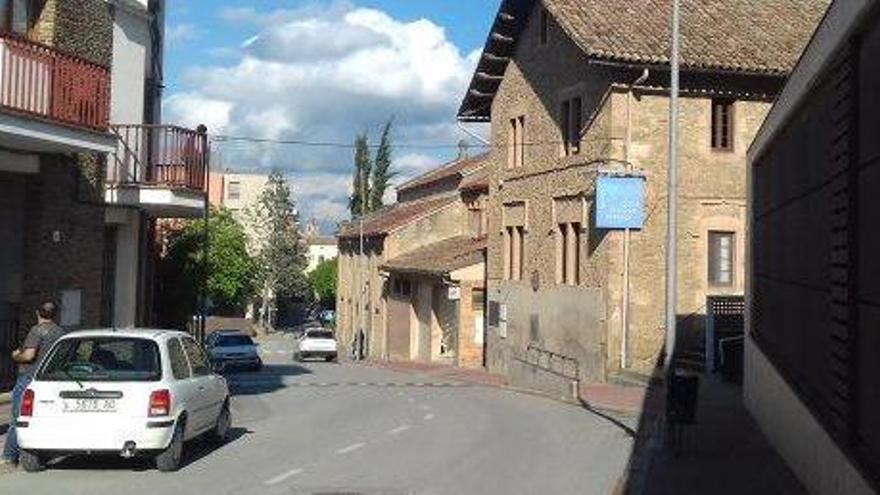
[620,377,806,495]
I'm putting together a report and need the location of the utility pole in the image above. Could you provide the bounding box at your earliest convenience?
[664,0,680,372]
[358,155,366,360]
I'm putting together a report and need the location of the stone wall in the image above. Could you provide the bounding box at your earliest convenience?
[32,0,114,66]
[482,0,777,381]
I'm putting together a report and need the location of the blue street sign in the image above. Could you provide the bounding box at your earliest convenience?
[596,175,646,229]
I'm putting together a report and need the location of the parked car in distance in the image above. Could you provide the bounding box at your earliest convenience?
[205,331,262,371]
[15,329,231,473]
[295,328,338,362]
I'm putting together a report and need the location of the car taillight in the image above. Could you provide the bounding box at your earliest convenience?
[149,389,171,417]
[20,389,35,417]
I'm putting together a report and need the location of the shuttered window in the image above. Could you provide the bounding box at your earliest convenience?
[711,99,735,151]
[708,231,734,286]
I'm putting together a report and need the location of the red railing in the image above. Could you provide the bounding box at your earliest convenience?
[0,33,110,131]
[109,124,209,192]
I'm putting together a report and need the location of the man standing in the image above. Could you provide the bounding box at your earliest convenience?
[2,302,65,467]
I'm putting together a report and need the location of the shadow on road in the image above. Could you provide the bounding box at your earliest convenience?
[45,426,252,472]
[225,363,312,396]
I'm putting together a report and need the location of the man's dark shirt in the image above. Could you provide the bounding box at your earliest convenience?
[19,322,65,378]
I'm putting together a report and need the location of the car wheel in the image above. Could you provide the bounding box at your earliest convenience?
[19,450,46,473]
[156,419,185,472]
[211,401,231,444]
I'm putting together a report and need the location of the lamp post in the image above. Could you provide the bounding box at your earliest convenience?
[664,0,680,373]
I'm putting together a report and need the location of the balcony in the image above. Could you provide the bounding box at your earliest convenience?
[105,125,209,218]
[0,33,116,153]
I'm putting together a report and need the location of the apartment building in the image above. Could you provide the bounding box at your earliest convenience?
[456,0,826,388]
[0,0,209,391]
[746,1,879,493]
[337,154,489,367]
[302,220,337,274]
[208,170,269,252]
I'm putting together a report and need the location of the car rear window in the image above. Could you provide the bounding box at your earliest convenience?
[38,337,162,382]
[306,331,334,340]
[216,335,254,347]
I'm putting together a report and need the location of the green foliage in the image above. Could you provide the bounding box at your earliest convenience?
[369,119,396,211]
[349,118,395,216]
[158,207,254,327]
[248,170,309,301]
[308,258,338,310]
[349,133,372,216]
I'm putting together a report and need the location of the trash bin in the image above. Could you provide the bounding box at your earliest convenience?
[668,370,699,425]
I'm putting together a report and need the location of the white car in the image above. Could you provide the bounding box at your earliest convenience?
[295,328,338,362]
[205,331,262,371]
[16,329,231,473]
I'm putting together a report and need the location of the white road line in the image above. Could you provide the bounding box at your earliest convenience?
[423,413,435,421]
[388,424,411,435]
[264,468,303,486]
[336,442,366,454]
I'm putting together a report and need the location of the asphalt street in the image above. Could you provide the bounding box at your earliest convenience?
[0,332,634,495]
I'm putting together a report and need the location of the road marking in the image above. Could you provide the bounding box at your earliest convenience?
[336,442,366,454]
[388,424,411,435]
[264,468,303,486]
[423,413,435,421]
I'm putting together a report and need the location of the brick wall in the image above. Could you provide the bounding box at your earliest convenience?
[19,156,107,330]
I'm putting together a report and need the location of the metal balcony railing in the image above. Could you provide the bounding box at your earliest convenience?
[109,124,209,192]
[0,33,110,131]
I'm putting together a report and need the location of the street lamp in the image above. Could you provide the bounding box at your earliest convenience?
[664,0,680,373]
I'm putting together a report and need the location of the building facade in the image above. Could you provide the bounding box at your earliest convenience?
[0,0,209,390]
[302,220,337,274]
[337,154,489,367]
[746,1,879,493]
[457,0,825,386]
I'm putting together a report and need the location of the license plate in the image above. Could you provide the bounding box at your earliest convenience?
[63,398,117,413]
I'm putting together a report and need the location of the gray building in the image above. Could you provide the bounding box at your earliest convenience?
[746,1,880,493]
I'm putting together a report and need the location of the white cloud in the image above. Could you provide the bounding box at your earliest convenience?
[164,4,482,228]
[166,23,201,43]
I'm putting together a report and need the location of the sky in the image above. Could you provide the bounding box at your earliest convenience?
[162,1,501,232]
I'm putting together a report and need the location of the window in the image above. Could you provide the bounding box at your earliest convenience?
[711,99,734,151]
[39,337,161,382]
[540,7,549,45]
[181,337,210,376]
[392,278,412,298]
[1,0,35,34]
[469,208,484,237]
[508,116,525,169]
[227,180,242,200]
[504,226,525,281]
[708,231,735,286]
[556,222,581,285]
[167,338,191,380]
[561,97,582,156]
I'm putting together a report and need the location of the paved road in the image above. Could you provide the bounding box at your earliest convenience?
[0,333,634,495]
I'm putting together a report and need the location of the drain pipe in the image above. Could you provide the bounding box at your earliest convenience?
[621,68,650,370]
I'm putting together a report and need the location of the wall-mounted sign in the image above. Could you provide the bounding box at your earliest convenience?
[596,175,646,229]
[447,286,461,301]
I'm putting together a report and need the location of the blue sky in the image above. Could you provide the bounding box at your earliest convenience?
[163,1,501,231]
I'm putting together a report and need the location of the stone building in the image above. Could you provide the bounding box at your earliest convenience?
[0,0,209,390]
[337,154,489,367]
[456,0,827,386]
[746,2,880,493]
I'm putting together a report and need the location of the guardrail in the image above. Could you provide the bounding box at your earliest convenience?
[109,124,209,192]
[0,34,110,131]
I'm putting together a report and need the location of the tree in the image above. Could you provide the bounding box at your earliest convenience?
[369,119,395,211]
[248,170,309,327]
[158,207,254,327]
[349,132,372,216]
[349,118,396,216]
[308,258,338,310]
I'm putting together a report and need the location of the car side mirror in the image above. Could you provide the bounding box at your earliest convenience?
[212,361,226,374]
